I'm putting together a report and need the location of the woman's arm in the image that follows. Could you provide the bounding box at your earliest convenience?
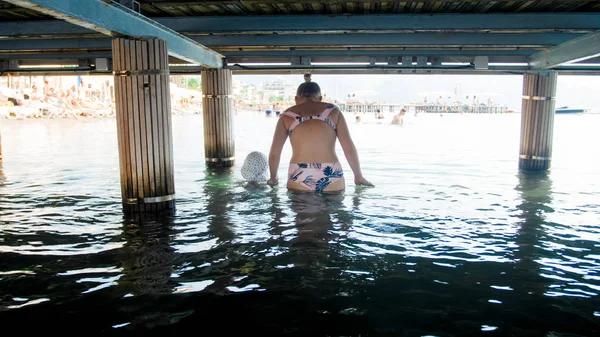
[267,117,289,185]
[336,110,374,186]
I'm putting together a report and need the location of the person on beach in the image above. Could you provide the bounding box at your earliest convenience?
[391,108,406,125]
[267,74,373,192]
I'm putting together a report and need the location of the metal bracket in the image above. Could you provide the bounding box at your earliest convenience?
[0,60,19,71]
[202,94,233,98]
[206,156,235,162]
[519,155,551,161]
[113,69,169,76]
[522,95,555,101]
[125,193,175,205]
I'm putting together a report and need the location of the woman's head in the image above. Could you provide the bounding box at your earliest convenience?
[295,76,322,104]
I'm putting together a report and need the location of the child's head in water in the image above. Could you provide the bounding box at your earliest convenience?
[241,151,269,182]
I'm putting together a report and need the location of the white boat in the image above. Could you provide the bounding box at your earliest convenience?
[555,106,588,114]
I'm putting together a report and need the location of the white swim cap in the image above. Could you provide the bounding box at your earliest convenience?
[241,151,269,182]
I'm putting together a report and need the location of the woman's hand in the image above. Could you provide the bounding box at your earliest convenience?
[267,177,279,186]
[355,176,374,187]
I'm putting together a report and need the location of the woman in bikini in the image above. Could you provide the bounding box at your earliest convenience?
[267,76,373,192]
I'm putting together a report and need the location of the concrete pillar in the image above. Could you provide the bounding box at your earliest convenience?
[201,69,235,168]
[112,38,175,213]
[519,71,557,171]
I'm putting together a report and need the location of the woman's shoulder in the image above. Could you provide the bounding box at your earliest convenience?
[285,102,344,116]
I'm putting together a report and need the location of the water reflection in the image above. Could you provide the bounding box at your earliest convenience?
[279,192,347,270]
[204,170,235,243]
[119,213,176,295]
[289,193,340,245]
[514,171,553,295]
[2,113,600,335]
[352,188,365,211]
[510,172,600,335]
[266,187,285,240]
[200,170,251,295]
[117,212,194,331]
[261,190,372,335]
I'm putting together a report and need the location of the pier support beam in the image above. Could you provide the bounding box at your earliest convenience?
[112,38,175,212]
[519,71,557,171]
[202,69,235,168]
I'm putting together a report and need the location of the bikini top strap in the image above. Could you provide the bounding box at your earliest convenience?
[319,104,336,119]
[282,110,301,132]
[282,110,300,118]
[319,105,338,131]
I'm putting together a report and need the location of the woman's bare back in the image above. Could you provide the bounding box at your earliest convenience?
[281,101,341,163]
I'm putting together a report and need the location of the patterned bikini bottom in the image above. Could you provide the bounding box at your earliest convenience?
[287,162,344,192]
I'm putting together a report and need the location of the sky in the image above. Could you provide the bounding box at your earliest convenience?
[234,74,600,111]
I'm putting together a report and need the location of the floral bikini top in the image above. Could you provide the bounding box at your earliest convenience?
[281,104,337,134]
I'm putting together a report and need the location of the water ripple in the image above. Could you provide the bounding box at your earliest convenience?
[0,114,599,335]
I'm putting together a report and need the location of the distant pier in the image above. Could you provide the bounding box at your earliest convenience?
[409,103,509,114]
[338,102,509,114]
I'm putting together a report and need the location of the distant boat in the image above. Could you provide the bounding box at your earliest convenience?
[555,106,588,114]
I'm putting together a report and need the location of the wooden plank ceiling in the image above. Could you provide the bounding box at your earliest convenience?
[0,1,600,21]
[139,1,600,16]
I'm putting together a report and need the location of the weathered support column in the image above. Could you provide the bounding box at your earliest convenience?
[201,69,235,168]
[519,71,557,171]
[112,38,175,213]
